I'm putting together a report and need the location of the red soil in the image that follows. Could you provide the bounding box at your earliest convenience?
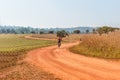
[26,42,120,80]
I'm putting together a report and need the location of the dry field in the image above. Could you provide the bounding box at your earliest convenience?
[0,62,60,80]
[30,34,83,42]
[70,30,120,58]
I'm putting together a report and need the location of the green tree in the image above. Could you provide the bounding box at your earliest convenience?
[56,30,69,38]
[39,31,44,34]
[30,31,36,34]
[48,31,54,34]
[92,29,96,34]
[86,29,89,34]
[73,30,80,34]
[39,29,45,34]
[96,26,116,35]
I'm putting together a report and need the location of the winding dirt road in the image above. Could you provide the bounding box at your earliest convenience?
[26,42,120,80]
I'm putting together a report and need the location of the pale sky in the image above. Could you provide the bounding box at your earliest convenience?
[0,0,120,28]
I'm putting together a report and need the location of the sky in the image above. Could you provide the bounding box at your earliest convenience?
[0,0,120,28]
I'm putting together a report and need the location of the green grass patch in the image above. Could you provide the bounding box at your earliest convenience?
[0,34,56,53]
[0,34,56,70]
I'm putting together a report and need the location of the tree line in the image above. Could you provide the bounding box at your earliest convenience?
[0,26,92,34]
[0,26,119,34]
[0,26,50,34]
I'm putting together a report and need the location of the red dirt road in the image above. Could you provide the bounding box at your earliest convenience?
[26,42,120,80]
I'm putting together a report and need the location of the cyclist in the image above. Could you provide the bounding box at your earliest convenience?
[58,37,62,48]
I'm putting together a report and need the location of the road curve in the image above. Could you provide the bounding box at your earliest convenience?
[26,42,120,80]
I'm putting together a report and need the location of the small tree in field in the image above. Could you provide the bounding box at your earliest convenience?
[86,29,89,34]
[73,30,81,34]
[56,30,69,38]
[30,31,36,34]
[92,29,96,34]
[96,26,116,35]
[48,31,54,34]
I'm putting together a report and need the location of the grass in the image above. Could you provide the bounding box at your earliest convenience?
[70,30,120,59]
[0,34,56,52]
[0,62,61,80]
[0,34,59,80]
[0,34,56,70]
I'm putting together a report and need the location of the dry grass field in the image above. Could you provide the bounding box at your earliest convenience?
[30,34,83,42]
[0,62,60,80]
[70,30,120,59]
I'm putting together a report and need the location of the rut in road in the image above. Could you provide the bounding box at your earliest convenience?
[26,42,120,80]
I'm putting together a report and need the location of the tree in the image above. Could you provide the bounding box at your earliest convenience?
[30,31,36,34]
[56,30,69,38]
[109,27,115,32]
[39,29,45,34]
[39,31,44,34]
[96,29,103,36]
[73,30,80,34]
[48,31,54,34]
[96,26,116,35]
[92,29,96,34]
[86,29,89,34]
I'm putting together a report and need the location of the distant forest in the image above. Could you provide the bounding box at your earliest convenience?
[0,25,119,34]
[0,26,94,34]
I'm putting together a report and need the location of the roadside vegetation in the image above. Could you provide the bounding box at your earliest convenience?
[70,26,120,59]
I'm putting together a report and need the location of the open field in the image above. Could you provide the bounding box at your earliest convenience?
[30,34,83,42]
[0,34,56,52]
[70,30,120,59]
[0,62,61,80]
[1,32,120,80]
[0,34,59,80]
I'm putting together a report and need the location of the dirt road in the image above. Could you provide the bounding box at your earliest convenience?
[26,42,120,80]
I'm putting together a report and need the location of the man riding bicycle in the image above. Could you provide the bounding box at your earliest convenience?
[58,37,62,48]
